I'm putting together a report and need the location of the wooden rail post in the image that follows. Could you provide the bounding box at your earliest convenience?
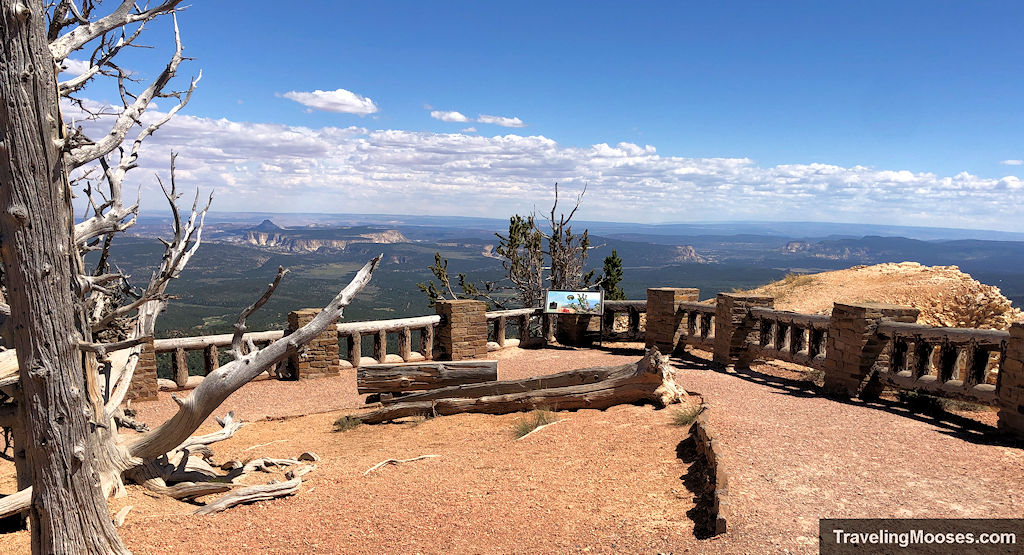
[646,288,699,355]
[712,293,774,368]
[203,344,219,376]
[348,332,362,368]
[496,316,507,348]
[173,347,189,387]
[398,327,412,361]
[997,323,1024,439]
[374,329,387,363]
[821,302,919,398]
[517,314,530,344]
[422,326,434,360]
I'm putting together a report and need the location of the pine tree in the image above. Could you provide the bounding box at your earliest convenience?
[601,250,626,300]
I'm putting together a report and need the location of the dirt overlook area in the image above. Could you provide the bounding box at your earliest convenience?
[1,262,1023,553]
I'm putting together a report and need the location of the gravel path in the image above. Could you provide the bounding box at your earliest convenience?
[2,345,1022,553]
[675,350,1024,553]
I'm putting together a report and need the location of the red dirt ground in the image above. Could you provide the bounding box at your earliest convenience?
[2,345,1023,553]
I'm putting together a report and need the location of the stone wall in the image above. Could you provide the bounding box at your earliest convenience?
[285,308,341,379]
[435,300,487,360]
[822,303,919,397]
[711,293,774,367]
[998,323,1024,438]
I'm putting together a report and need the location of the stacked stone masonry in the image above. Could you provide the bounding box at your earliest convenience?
[712,293,774,367]
[285,308,341,379]
[127,337,158,401]
[822,303,919,398]
[998,323,1024,437]
[435,300,488,360]
[646,287,700,355]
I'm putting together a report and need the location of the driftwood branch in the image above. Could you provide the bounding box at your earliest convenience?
[128,256,381,459]
[363,455,439,475]
[194,478,302,515]
[515,419,568,441]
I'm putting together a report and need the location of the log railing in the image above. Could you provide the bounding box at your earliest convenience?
[873,322,1008,406]
[485,307,542,351]
[747,307,829,370]
[336,315,441,369]
[602,300,646,341]
[680,301,716,349]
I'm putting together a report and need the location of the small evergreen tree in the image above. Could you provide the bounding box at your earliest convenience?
[601,250,626,300]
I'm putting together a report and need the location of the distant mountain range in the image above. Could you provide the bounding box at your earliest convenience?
[115,212,1024,337]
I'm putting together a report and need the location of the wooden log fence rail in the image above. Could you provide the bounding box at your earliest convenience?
[485,308,542,351]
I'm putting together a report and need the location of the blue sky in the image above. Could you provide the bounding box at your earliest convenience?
[64,1,1024,230]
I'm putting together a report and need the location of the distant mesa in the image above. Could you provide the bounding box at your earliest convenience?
[250,219,284,233]
[242,225,409,253]
[671,245,705,263]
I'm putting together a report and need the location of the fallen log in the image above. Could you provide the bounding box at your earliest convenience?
[379,360,622,405]
[360,348,683,424]
[357,360,498,394]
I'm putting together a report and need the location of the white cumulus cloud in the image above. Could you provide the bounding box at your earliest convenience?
[61,99,1024,231]
[1001,159,1023,166]
[430,110,470,122]
[477,114,527,128]
[60,58,91,77]
[282,88,378,115]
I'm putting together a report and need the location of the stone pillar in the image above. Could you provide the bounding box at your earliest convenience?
[821,302,919,397]
[127,336,159,401]
[712,293,775,367]
[435,300,487,360]
[997,323,1024,439]
[555,314,601,346]
[285,308,341,380]
[646,287,700,355]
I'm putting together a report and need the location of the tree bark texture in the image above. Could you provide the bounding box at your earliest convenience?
[0,2,128,552]
[356,360,498,394]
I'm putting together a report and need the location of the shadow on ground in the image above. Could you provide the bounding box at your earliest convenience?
[676,435,717,540]
[668,350,1021,449]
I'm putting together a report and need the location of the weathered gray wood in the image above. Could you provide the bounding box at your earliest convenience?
[398,327,412,360]
[336,315,440,335]
[174,348,189,387]
[0,2,130,550]
[357,360,498,394]
[374,329,387,363]
[204,344,219,375]
[422,325,434,360]
[363,350,684,423]
[496,316,507,348]
[153,330,284,352]
[347,332,362,367]
[517,314,530,342]
[194,478,302,515]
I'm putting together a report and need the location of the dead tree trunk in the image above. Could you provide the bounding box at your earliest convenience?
[0,2,128,552]
[360,349,684,424]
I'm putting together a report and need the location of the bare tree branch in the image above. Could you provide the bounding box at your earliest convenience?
[229,267,289,360]
[127,255,382,459]
[49,0,185,61]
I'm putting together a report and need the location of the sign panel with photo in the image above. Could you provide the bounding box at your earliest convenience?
[544,290,604,315]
